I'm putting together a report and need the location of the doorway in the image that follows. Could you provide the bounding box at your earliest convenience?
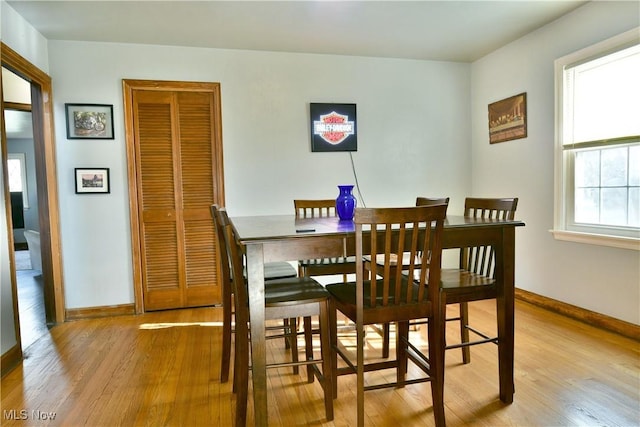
[2,79,48,349]
[1,43,65,362]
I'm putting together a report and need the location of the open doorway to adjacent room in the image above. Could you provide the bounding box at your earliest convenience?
[3,66,48,349]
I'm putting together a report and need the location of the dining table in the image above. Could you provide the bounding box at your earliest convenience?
[230,213,525,426]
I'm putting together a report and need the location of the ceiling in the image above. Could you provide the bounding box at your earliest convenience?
[4,0,588,139]
[7,0,587,62]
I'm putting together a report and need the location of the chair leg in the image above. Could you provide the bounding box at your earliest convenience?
[459,302,471,363]
[319,301,334,421]
[356,319,365,427]
[304,316,314,383]
[220,286,233,383]
[220,302,232,383]
[288,317,300,375]
[284,318,291,349]
[329,300,339,399]
[396,321,408,387]
[381,323,390,358]
[234,316,249,427]
[232,338,239,393]
[429,310,446,427]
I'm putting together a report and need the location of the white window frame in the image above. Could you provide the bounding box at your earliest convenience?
[553,28,640,251]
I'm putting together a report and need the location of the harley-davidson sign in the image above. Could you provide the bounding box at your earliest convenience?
[314,111,355,145]
[310,103,357,152]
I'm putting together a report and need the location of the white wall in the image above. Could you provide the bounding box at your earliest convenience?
[0,1,49,73]
[471,1,640,324]
[46,41,471,310]
[2,0,638,343]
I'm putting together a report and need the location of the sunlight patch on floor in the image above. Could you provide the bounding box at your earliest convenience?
[139,322,223,330]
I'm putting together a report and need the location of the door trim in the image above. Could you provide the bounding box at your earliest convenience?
[1,42,65,324]
[122,79,225,313]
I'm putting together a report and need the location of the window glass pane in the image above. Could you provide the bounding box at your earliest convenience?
[630,145,640,186]
[7,158,23,192]
[601,188,627,226]
[629,187,640,227]
[600,146,627,187]
[575,150,600,187]
[575,188,599,223]
[572,45,640,142]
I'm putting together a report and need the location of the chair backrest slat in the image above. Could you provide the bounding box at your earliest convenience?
[464,197,518,220]
[413,198,451,284]
[356,205,447,313]
[416,197,450,207]
[461,198,518,277]
[294,199,337,218]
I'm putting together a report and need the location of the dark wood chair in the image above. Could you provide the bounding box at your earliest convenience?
[211,205,300,384]
[440,197,518,363]
[295,199,385,363]
[295,199,359,369]
[326,205,448,427]
[365,198,449,272]
[294,199,357,279]
[222,208,334,426]
[375,197,518,364]
[372,197,450,353]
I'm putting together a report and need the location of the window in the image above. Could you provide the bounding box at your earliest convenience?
[7,153,29,209]
[554,29,640,250]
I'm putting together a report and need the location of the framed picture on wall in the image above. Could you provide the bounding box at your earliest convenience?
[310,103,357,152]
[65,103,114,139]
[488,93,527,144]
[75,168,110,194]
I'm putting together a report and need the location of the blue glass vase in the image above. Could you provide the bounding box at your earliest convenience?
[336,185,357,221]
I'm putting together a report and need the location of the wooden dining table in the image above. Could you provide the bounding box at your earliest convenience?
[230,213,525,426]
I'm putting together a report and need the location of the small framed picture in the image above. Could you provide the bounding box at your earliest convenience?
[65,103,114,139]
[488,93,527,144]
[75,168,110,194]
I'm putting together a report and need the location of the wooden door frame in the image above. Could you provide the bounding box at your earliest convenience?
[122,79,225,313]
[1,43,65,325]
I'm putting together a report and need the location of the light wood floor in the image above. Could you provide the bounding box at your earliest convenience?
[15,249,49,349]
[1,299,638,426]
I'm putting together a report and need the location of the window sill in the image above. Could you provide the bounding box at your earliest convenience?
[550,229,640,251]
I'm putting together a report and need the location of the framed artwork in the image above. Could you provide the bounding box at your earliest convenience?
[488,93,527,144]
[75,168,110,194]
[65,103,114,139]
[310,103,357,152]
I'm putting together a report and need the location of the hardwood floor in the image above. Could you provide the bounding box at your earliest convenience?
[15,250,49,349]
[1,300,638,426]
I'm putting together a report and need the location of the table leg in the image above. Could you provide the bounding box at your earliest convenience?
[246,244,268,426]
[497,226,515,403]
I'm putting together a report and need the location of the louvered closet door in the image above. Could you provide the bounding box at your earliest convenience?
[132,88,221,310]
